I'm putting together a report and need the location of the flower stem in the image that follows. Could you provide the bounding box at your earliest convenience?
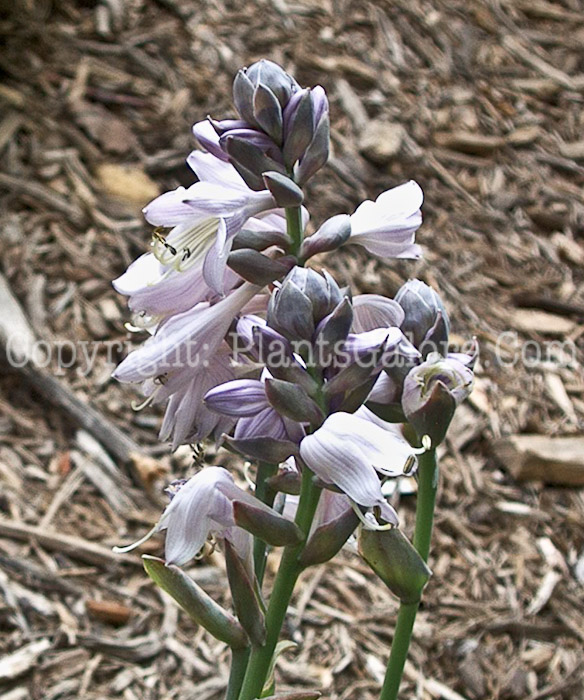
[237,466,321,700]
[379,448,438,700]
[225,648,250,700]
[412,448,438,563]
[253,461,278,586]
[286,206,304,260]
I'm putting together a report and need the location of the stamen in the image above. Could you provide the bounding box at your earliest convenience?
[243,461,256,490]
[350,501,394,531]
[150,218,220,272]
[112,525,158,554]
[132,393,157,411]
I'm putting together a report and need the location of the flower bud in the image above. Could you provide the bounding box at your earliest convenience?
[227,249,296,286]
[232,500,303,547]
[265,378,325,427]
[143,556,248,648]
[253,83,284,144]
[300,214,351,260]
[402,353,474,445]
[395,280,450,358]
[222,136,286,191]
[223,539,266,647]
[314,297,354,351]
[359,528,432,604]
[296,105,330,184]
[224,434,299,463]
[266,267,343,342]
[242,60,299,108]
[299,503,359,568]
[262,171,304,207]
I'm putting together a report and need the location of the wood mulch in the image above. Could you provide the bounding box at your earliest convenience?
[1,0,583,698]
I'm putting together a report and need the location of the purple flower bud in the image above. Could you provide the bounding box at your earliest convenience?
[265,378,325,427]
[204,379,269,417]
[267,267,344,342]
[253,84,284,144]
[295,107,330,184]
[262,172,304,207]
[228,249,295,286]
[242,59,300,108]
[402,353,474,445]
[283,86,330,179]
[396,279,450,357]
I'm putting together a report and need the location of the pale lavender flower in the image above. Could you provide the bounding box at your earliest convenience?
[114,282,259,383]
[348,180,423,259]
[156,347,236,449]
[115,467,252,567]
[114,153,277,309]
[113,283,260,446]
[299,411,422,525]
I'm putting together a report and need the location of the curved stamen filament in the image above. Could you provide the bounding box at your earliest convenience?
[351,501,395,531]
[112,525,159,554]
[151,218,220,271]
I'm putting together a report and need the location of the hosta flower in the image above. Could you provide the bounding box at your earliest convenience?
[114,282,259,383]
[113,283,260,447]
[115,467,252,567]
[155,347,236,449]
[113,152,277,313]
[299,411,422,525]
[347,180,423,259]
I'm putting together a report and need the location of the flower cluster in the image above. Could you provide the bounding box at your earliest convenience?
[112,60,475,697]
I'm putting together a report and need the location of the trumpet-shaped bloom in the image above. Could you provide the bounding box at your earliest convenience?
[116,467,252,567]
[114,282,259,383]
[113,152,277,312]
[113,283,260,447]
[299,412,421,524]
[348,180,423,259]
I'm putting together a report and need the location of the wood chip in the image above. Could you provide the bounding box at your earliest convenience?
[359,121,405,164]
[509,309,575,336]
[0,639,51,682]
[493,434,584,486]
[86,599,132,625]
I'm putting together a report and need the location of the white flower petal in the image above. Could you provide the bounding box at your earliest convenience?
[161,467,234,565]
[187,150,247,189]
[349,180,423,259]
[143,187,196,226]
